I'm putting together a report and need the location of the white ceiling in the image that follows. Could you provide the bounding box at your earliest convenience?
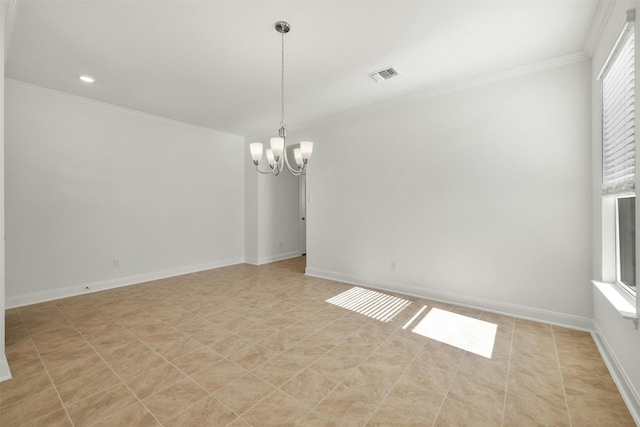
[6,0,600,137]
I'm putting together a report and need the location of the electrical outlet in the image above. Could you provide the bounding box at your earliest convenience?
[279,242,283,248]
[113,259,120,268]
[391,260,398,271]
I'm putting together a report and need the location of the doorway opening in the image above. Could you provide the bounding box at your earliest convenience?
[299,174,307,257]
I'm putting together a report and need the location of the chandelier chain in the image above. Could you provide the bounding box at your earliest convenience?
[248,21,312,176]
[280,28,285,129]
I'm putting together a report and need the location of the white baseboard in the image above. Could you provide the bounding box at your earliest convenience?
[6,257,246,308]
[254,251,301,266]
[591,322,640,426]
[305,267,593,331]
[6,253,302,307]
[0,356,12,383]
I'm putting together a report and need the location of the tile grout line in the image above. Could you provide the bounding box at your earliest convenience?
[293,311,371,423]
[410,304,456,427]
[237,312,348,425]
[426,307,481,427]
[361,323,430,426]
[245,312,374,425]
[4,262,310,426]
[292,340,368,423]
[156,282,328,426]
[58,297,224,425]
[295,315,410,425]
[120,301,266,425]
[430,342,468,425]
[19,305,78,427]
[551,326,574,427]
[54,301,166,427]
[105,306,243,426]
[499,314,516,427]
[154,342,243,424]
[234,296,362,425]
[149,298,317,426]
[171,358,250,425]
[226,297,337,425]
[6,259,630,426]
[430,310,512,426]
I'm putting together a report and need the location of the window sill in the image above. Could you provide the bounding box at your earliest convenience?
[592,281,638,329]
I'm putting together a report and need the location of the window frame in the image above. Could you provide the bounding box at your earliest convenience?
[599,9,637,304]
[614,195,636,297]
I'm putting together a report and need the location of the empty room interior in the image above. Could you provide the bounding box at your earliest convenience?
[1,0,640,426]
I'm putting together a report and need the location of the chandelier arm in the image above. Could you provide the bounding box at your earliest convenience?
[255,164,277,175]
[289,167,304,177]
[284,159,304,175]
[282,145,305,175]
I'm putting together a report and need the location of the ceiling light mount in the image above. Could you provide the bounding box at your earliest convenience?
[275,21,290,34]
[249,20,313,176]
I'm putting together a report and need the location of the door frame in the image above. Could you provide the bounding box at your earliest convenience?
[299,173,307,255]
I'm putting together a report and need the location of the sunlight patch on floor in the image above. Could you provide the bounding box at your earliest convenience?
[326,287,411,322]
[411,307,497,358]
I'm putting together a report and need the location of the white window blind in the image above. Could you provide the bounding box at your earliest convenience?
[601,11,635,196]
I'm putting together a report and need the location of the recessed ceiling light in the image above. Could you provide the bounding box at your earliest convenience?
[79,75,95,83]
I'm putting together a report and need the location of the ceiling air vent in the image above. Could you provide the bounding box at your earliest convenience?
[368,67,399,82]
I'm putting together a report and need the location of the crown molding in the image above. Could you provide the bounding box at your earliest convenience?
[584,0,617,57]
[264,50,591,138]
[5,79,244,140]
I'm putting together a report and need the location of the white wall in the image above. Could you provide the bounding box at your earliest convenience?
[591,1,640,421]
[5,81,245,307]
[0,1,9,382]
[244,144,259,263]
[301,60,593,327]
[257,171,300,263]
[244,137,301,265]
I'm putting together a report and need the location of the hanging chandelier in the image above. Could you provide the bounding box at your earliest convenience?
[249,21,313,176]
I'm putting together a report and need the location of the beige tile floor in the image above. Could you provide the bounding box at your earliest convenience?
[1,257,636,426]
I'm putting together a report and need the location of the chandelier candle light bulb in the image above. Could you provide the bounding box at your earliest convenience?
[294,148,303,167]
[250,143,263,165]
[270,137,285,161]
[300,141,313,162]
[266,149,276,169]
[249,21,313,176]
